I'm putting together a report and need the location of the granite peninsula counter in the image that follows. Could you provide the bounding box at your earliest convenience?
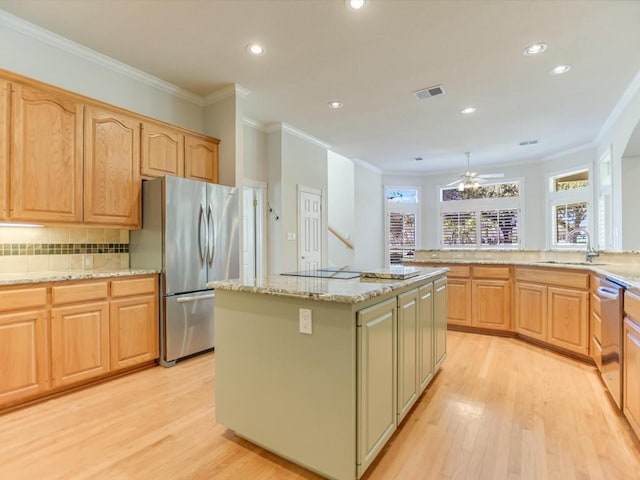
[208,267,448,480]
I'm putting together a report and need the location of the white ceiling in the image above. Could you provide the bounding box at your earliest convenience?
[2,0,640,174]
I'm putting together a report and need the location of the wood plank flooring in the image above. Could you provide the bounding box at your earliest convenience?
[1,331,639,480]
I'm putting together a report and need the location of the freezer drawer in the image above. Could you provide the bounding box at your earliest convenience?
[163,291,215,365]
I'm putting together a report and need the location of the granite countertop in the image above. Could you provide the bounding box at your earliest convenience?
[208,267,448,304]
[0,268,159,286]
[407,259,640,290]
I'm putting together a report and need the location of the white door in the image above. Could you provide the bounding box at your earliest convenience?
[298,186,323,271]
[242,183,266,279]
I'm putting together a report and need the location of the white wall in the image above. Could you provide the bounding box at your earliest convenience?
[244,123,268,183]
[354,162,384,268]
[622,155,640,250]
[327,151,355,267]
[0,13,204,131]
[204,93,243,188]
[266,130,283,275]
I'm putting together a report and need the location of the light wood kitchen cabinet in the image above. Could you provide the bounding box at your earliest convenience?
[445,267,471,327]
[624,291,640,440]
[109,276,158,371]
[515,282,547,342]
[0,79,8,220]
[418,283,434,392]
[84,106,141,228]
[397,289,419,424]
[547,287,589,354]
[184,134,219,183]
[51,280,111,387]
[514,267,590,356]
[357,297,397,475]
[0,286,49,407]
[10,83,83,223]
[434,277,447,370]
[141,121,184,178]
[472,279,511,330]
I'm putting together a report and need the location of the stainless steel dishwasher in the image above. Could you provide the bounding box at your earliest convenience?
[598,278,625,408]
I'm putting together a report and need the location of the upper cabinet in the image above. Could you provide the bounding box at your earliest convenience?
[84,107,141,228]
[185,134,219,184]
[141,121,184,178]
[0,79,8,220]
[10,83,83,223]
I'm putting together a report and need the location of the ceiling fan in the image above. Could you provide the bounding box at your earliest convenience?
[446,152,504,191]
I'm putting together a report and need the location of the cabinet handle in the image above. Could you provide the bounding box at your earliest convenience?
[176,293,215,303]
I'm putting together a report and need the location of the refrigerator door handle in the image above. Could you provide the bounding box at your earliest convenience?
[207,204,215,266]
[198,204,206,265]
[176,292,215,303]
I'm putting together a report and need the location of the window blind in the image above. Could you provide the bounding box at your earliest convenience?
[389,212,415,264]
[441,212,477,246]
[480,209,519,246]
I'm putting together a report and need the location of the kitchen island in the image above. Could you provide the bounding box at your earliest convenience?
[208,267,447,480]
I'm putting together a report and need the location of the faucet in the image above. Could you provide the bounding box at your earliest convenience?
[567,228,599,263]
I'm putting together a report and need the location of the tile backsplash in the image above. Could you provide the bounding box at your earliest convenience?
[0,226,129,273]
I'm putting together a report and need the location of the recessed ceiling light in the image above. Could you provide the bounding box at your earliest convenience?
[461,106,477,115]
[549,64,571,75]
[523,43,548,56]
[328,101,343,109]
[347,0,366,9]
[246,43,265,55]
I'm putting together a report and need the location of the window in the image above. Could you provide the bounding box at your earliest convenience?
[439,181,521,248]
[549,168,591,247]
[386,187,418,264]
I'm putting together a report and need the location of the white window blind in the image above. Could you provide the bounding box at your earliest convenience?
[480,209,519,246]
[554,201,588,244]
[389,212,415,264]
[442,212,477,246]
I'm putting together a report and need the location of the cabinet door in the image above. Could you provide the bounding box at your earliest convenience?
[356,298,397,477]
[0,309,49,406]
[51,301,110,387]
[446,278,471,326]
[110,294,158,371]
[0,79,8,220]
[547,287,589,355]
[434,278,447,370]
[397,289,419,424]
[10,83,83,223]
[515,282,547,341]
[140,121,184,178]
[84,107,141,227]
[418,282,434,393]
[624,318,640,439]
[184,134,218,183]
[472,279,511,330]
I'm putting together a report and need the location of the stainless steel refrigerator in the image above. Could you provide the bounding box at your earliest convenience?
[130,175,239,366]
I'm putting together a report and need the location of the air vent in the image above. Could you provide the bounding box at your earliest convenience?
[519,139,539,146]
[414,157,423,161]
[414,85,445,100]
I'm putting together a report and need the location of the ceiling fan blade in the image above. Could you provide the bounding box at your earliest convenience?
[478,173,504,178]
[445,179,461,186]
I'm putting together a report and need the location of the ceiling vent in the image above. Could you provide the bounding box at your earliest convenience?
[519,139,539,146]
[414,85,445,100]
[414,156,423,161]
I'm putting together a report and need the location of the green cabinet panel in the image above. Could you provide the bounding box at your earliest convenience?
[419,283,435,392]
[434,278,448,370]
[397,289,419,424]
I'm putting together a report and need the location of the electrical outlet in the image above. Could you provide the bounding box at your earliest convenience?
[287,232,296,241]
[83,255,93,269]
[299,308,312,334]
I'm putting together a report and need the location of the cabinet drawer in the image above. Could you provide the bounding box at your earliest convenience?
[0,286,47,312]
[472,266,510,280]
[591,292,602,317]
[51,281,108,305]
[625,291,640,325]
[445,265,470,278]
[111,276,156,298]
[515,267,589,289]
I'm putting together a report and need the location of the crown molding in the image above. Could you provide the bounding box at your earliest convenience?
[282,123,331,150]
[243,117,268,131]
[596,68,640,145]
[0,10,205,106]
[204,84,251,105]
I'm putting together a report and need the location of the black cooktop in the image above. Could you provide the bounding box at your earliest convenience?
[281,268,361,279]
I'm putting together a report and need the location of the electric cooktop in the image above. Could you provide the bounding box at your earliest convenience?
[280,268,361,279]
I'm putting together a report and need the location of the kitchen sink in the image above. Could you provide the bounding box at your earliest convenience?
[536,260,606,266]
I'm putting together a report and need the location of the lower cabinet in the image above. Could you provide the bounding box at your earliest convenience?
[0,275,159,411]
[397,289,419,424]
[418,283,434,392]
[434,277,447,369]
[446,277,471,326]
[515,282,547,341]
[357,297,397,475]
[472,279,511,330]
[51,302,110,387]
[624,317,640,439]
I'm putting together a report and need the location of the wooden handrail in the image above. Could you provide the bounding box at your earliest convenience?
[328,226,354,250]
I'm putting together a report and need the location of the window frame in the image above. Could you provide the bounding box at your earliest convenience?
[546,165,594,250]
[438,178,524,250]
[384,185,421,264]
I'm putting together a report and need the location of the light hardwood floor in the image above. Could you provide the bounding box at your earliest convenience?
[1,331,639,480]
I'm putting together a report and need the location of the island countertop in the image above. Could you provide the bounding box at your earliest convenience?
[208,266,448,304]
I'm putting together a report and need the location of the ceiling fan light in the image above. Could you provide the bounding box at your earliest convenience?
[473,181,480,189]
[458,182,465,191]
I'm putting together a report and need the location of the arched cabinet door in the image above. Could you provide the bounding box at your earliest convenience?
[184,133,218,184]
[10,83,83,223]
[84,106,141,228]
